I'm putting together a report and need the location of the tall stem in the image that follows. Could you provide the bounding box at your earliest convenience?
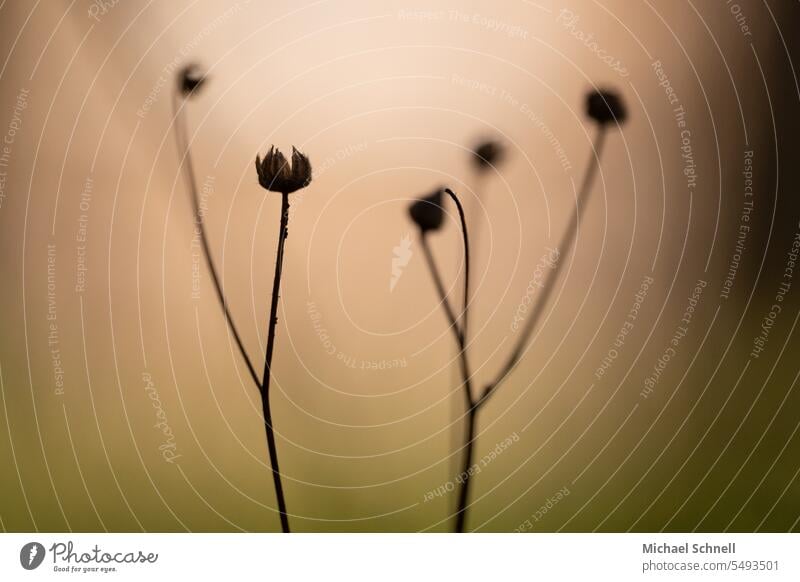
[444,188,476,532]
[419,189,476,532]
[482,126,607,403]
[260,192,292,533]
[172,92,260,387]
[452,178,481,512]
[419,233,474,473]
[419,238,462,342]
[420,238,474,531]
[174,90,292,531]
[426,129,609,531]
[445,189,470,346]
[420,238,464,498]
[454,407,476,532]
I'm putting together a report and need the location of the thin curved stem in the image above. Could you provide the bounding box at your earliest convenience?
[444,188,478,532]
[417,202,474,413]
[259,192,292,533]
[481,126,608,407]
[452,177,483,516]
[420,234,467,526]
[172,92,260,388]
[445,188,470,342]
[419,233,474,529]
[455,407,477,532]
[174,92,289,531]
[419,237,462,343]
[419,188,476,532]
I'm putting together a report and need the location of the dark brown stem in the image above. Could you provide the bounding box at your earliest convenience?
[420,235,469,529]
[480,126,608,406]
[172,92,260,388]
[444,188,470,342]
[454,406,476,532]
[453,177,483,514]
[419,188,476,532]
[444,188,477,532]
[260,192,292,533]
[419,237,462,342]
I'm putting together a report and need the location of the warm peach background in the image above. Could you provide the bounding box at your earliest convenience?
[0,0,798,532]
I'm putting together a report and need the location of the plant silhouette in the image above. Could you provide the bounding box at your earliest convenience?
[173,64,312,533]
[409,88,628,532]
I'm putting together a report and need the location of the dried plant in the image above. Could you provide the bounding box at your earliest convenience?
[173,64,312,533]
[175,62,625,534]
[254,145,313,533]
[497,88,627,385]
[471,139,505,172]
[172,64,259,386]
[410,187,473,531]
[411,89,628,532]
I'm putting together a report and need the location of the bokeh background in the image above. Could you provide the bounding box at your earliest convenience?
[1,0,800,532]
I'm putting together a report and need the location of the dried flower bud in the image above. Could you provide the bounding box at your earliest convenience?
[471,139,504,171]
[255,146,312,194]
[178,64,207,98]
[587,89,627,125]
[408,188,445,233]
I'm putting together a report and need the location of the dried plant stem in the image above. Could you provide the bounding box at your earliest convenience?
[419,189,478,532]
[452,129,607,531]
[441,188,477,532]
[455,406,478,532]
[174,93,292,532]
[259,192,292,533]
[172,92,260,387]
[452,176,482,493]
[448,177,485,488]
[481,126,608,404]
[442,189,487,533]
[419,238,463,342]
[445,188,470,339]
[420,233,472,527]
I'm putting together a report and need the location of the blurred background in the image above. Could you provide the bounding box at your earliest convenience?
[1,0,800,532]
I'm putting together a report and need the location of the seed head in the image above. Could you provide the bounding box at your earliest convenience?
[471,139,504,171]
[408,188,445,233]
[586,89,627,125]
[177,64,207,98]
[255,146,312,194]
